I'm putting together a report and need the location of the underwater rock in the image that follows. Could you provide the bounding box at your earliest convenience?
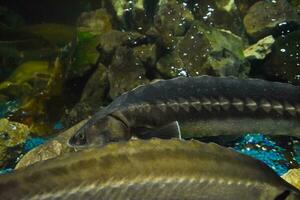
[154,0,194,49]
[68,34,101,78]
[108,46,149,99]
[80,64,109,105]
[67,9,112,78]
[282,168,300,190]
[62,102,102,128]
[15,119,87,169]
[133,44,157,70]
[0,58,65,136]
[20,23,76,47]
[106,0,152,31]
[77,9,112,36]
[234,0,260,17]
[62,64,108,126]
[0,58,63,104]
[184,0,246,37]
[156,51,186,77]
[21,58,64,130]
[0,60,52,99]
[243,0,300,39]
[157,21,249,77]
[0,118,29,168]
[243,35,275,60]
[262,30,300,83]
[99,30,146,56]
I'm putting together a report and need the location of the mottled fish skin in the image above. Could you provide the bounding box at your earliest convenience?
[68,76,300,148]
[0,139,299,200]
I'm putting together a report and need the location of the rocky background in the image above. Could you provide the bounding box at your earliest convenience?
[0,0,300,188]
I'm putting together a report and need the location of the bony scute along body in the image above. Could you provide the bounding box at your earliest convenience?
[68,75,300,148]
[0,139,300,200]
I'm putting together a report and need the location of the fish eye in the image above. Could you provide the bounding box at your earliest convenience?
[79,133,85,140]
[77,133,87,145]
[67,132,87,147]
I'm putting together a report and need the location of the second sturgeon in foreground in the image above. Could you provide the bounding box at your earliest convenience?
[0,139,300,200]
[68,76,300,148]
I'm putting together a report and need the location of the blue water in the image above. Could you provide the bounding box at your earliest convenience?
[23,137,46,153]
[0,100,19,118]
[53,121,64,130]
[0,137,46,175]
[233,134,299,175]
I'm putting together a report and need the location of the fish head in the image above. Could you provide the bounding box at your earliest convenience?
[68,126,107,149]
[68,116,129,149]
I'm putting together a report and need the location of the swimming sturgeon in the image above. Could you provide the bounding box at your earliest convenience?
[68,76,300,148]
[0,139,300,200]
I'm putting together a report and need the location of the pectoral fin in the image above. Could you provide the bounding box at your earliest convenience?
[138,121,182,140]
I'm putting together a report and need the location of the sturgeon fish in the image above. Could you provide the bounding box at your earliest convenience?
[0,139,299,200]
[68,76,300,148]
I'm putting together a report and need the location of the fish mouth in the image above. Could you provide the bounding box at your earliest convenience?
[67,141,94,151]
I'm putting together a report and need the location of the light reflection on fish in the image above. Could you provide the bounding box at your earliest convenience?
[68,76,300,148]
[0,139,300,199]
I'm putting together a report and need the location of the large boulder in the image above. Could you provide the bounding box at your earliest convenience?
[157,21,249,78]
[0,118,30,169]
[243,0,300,39]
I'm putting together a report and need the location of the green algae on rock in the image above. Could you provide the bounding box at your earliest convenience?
[157,21,249,78]
[0,26,56,82]
[0,58,65,136]
[243,0,300,39]
[0,118,29,168]
[67,9,112,78]
[68,35,101,78]
[104,0,153,31]
[0,61,53,99]
[243,35,275,60]
[77,9,112,36]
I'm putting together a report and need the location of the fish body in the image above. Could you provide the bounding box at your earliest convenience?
[0,139,299,200]
[68,76,300,148]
